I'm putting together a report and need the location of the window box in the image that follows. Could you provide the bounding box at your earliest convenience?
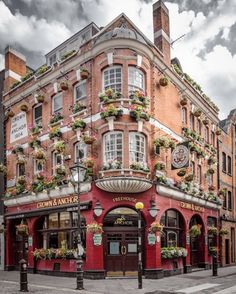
[71,102,87,115]
[49,127,63,141]
[50,113,63,126]
[53,140,66,154]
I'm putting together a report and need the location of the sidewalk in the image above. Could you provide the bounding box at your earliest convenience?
[0,266,236,294]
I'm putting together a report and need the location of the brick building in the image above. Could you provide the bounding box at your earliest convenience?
[218,110,236,266]
[1,0,231,278]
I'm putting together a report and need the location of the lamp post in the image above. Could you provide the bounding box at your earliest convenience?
[70,156,87,290]
[135,201,144,290]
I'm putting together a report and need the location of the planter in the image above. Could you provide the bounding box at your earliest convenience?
[36,95,45,103]
[20,104,28,112]
[80,70,89,80]
[193,109,202,117]
[16,224,28,235]
[60,81,69,91]
[203,119,209,125]
[83,136,96,145]
[159,77,169,87]
[180,98,188,106]
[6,110,15,118]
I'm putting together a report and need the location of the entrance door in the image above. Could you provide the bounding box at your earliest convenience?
[104,230,138,276]
[225,239,230,264]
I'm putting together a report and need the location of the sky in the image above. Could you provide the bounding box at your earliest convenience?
[0,0,235,119]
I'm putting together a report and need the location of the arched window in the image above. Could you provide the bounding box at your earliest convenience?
[160,209,184,247]
[190,114,194,130]
[128,67,145,93]
[103,66,122,92]
[103,131,123,164]
[129,132,146,165]
[181,107,187,124]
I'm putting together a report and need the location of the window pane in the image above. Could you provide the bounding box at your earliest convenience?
[53,94,63,113]
[49,213,58,229]
[128,67,145,92]
[75,142,87,162]
[60,212,71,228]
[34,105,42,126]
[103,67,122,92]
[18,163,25,176]
[75,82,86,102]
[104,132,123,163]
[129,132,146,164]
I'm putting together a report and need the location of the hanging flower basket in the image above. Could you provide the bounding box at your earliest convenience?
[180,96,188,106]
[207,168,215,175]
[55,164,66,176]
[6,109,15,118]
[82,135,96,145]
[189,224,201,237]
[60,81,69,91]
[184,174,194,182]
[0,224,5,234]
[17,176,26,185]
[159,76,169,87]
[36,94,45,103]
[16,223,29,235]
[219,228,229,236]
[86,222,103,234]
[208,226,217,236]
[0,163,7,174]
[20,104,29,112]
[80,67,89,80]
[33,149,46,161]
[216,129,221,136]
[177,168,187,177]
[149,221,164,233]
[54,140,66,154]
[203,118,209,125]
[193,109,202,117]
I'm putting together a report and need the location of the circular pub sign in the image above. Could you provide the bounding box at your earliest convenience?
[171,144,189,169]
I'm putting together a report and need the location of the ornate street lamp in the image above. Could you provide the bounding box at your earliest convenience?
[148,200,159,218]
[70,156,87,290]
[135,201,144,289]
[93,200,103,217]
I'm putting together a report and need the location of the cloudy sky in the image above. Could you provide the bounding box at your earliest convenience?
[0,0,235,119]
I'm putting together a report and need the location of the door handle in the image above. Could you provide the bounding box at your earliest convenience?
[121,245,127,255]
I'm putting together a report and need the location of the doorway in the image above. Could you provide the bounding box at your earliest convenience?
[189,215,204,267]
[225,239,230,264]
[103,207,145,277]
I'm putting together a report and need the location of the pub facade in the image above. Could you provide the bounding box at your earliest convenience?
[2,0,223,278]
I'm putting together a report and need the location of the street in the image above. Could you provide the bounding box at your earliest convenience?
[1,267,236,294]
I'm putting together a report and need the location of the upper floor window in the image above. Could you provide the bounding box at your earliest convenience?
[128,67,145,93]
[103,66,122,92]
[208,173,213,186]
[129,132,146,164]
[211,131,215,147]
[204,126,209,143]
[228,156,232,175]
[52,152,63,174]
[196,165,201,184]
[196,119,201,135]
[17,163,25,177]
[181,108,187,124]
[222,152,226,172]
[33,104,42,126]
[103,132,123,164]
[190,161,195,175]
[34,160,43,175]
[228,191,232,210]
[52,93,63,114]
[190,114,194,130]
[74,81,86,103]
[74,141,87,162]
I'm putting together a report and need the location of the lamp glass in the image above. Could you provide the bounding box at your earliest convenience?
[135,202,144,210]
[149,207,158,218]
[70,167,86,184]
[94,201,103,217]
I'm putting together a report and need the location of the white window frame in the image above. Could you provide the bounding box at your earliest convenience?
[103,131,123,164]
[34,159,44,175]
[129,132,146,165]
[167,231,178,247]
[52,93,63,114]
[17,163,25,177]
[74,80,87,103]
[102,66,122,92]
[74,141,87,162]
[52,152,63,175]
[33,104,42,126]
[181,107,187,124]
[128,66,145,93]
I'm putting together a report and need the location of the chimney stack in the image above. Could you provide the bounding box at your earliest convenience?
[4,46,26,92]
[153,0,171,66]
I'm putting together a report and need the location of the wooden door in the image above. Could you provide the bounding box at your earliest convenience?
[104,230,138,276]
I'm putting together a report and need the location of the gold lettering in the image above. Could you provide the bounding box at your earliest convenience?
[180,201,204,213]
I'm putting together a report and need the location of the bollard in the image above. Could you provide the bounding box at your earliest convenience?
[19,259,28,292]
[212,254,218,276]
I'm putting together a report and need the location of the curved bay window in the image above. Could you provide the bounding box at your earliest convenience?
[103,131,123,164]
[160,210,184,247]
[37,212,86,250]
[129,132,146,165]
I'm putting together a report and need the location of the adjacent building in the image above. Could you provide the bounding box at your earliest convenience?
[1,0,234,279]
